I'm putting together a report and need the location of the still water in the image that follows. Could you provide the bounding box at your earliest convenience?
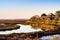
[0,24,60,40]
[41,34,60,40]
[0,24,42,34]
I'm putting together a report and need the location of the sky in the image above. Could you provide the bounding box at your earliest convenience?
[0,0,60,19]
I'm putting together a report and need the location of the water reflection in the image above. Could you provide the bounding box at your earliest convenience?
[0,24,60,40]
[0,24,42,34]
[41,34,60,40]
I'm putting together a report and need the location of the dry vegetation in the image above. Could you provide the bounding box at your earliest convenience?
[26,10,60,31]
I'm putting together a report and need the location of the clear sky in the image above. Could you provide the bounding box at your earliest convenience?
[0,0,60,19]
